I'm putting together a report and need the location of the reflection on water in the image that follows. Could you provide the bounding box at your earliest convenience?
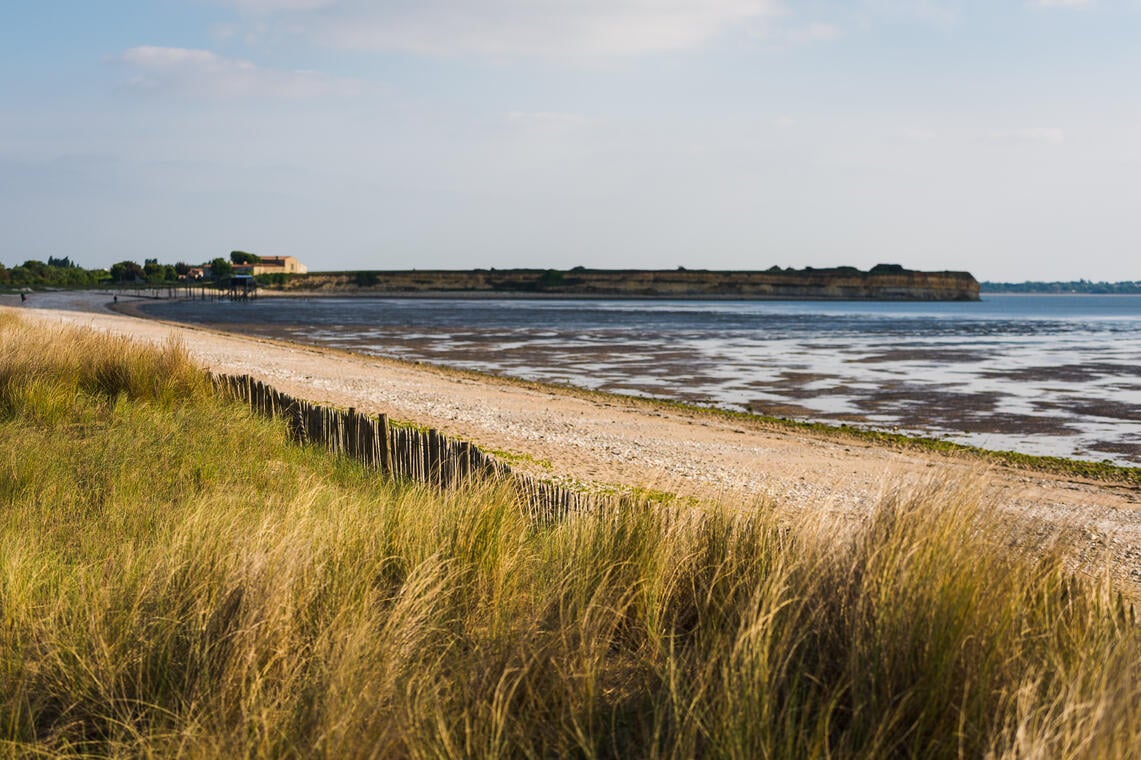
[146,295,1141,466]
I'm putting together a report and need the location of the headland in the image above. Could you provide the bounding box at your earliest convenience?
[258,264,981,301]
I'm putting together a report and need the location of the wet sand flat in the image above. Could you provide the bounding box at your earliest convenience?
[140,294,1141,466]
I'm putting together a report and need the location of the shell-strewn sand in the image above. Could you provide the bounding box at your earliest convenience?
[8,291,1141,589]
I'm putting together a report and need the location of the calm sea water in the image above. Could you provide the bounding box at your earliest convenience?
[146,294,1141,466]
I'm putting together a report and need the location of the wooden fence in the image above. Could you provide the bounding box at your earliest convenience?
[211,373,601,521]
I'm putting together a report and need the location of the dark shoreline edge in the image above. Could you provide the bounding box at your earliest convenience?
[200,290,963,302]
[129,295,1139,489]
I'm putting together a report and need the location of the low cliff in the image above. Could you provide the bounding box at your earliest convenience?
[264,265,980,301]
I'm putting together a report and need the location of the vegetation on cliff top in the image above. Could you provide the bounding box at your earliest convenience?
[982,279,1141,294]
[2,312,1140,757]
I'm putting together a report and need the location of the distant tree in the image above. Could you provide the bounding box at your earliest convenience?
[210,258,234,280]
[0,258,106,287]
[110,260,145,283]
[9,266,32,286]
[21,260,49,278]
[230,251,261,265]
[142,261,178,283]
[174,261,191,276]
[540,269,564,288]
[86,268,112,286]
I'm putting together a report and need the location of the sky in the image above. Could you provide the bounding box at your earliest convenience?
[1,1,1139,281]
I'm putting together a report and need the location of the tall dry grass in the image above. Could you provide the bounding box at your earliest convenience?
[1,313,1139,758]
[0,313,210,423]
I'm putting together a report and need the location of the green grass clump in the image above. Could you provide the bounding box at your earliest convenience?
[2,314,1140,758]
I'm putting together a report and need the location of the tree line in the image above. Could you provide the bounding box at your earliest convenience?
[1,251,261,289]
[0,258,108,288]
[981,280,1141,294]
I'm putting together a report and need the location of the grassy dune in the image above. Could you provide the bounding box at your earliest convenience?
[2,312,1140,758]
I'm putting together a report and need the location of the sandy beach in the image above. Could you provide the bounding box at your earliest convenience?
[6,290,1140,590]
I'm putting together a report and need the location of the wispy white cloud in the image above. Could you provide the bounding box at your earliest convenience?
[803,22,843,41]
[210,23,239,42]
[221,0,335,11]
[778,20,844,45]
[502,111,594,145]
[988,127,1066,144]
[896,128,937,142]
[507,111,590,130]
[213,0,778,56]
[1028,0,1095,8]
[113,46,361,99]
[851,0,960,28]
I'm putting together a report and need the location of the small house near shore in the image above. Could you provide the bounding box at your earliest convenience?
[234,256,308,276]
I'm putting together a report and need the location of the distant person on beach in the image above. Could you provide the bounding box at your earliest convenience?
[113,295,118,303]
[20,292,26,303]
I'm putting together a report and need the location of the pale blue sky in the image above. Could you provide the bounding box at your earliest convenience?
[1,0,1138,280]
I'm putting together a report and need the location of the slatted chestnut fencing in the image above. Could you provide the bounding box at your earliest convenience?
[211,373,600,521]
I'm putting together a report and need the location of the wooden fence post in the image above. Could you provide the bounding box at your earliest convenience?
[210,372,600,521]
[378,414,391,474]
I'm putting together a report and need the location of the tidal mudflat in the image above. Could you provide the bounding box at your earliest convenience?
[146,294,1141,466]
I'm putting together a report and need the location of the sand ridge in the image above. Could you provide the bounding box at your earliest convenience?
[7,291,1140,589]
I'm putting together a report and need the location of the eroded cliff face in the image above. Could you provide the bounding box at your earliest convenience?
[269,267,980,301]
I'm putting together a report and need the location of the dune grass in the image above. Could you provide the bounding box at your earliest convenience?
[2,313,1140,758]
